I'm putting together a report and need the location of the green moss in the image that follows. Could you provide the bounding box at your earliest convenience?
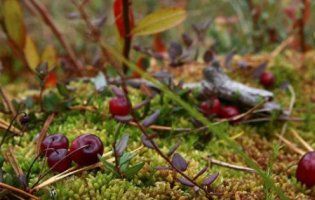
[1,53,315,199]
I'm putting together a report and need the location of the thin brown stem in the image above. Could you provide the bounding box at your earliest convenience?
[0,87,16,117]
[36,113,56,155]
[70,0,100,41]
[26,0,82,71]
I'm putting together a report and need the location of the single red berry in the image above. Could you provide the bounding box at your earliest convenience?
[113,0,135,38]
[200,98,221,116]
[47,149,71,173]
[40,134,69,156]
[69,134,104,166]
[296,151,315,188]
[260,72,275,88]
[218,106,240,119]
[109,97,131,116]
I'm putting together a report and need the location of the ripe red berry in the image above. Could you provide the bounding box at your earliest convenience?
[109,97,131,116]
[296,151,315,188]
[200,98,221,116]
[40,134,69,156]
[69,134,104,166]
[47,149,71,173]
[113,0,135,38]
[218,106,240,119]
[260,72,275,88]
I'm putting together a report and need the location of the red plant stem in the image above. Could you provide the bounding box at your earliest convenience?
[26,0,83,71]
[299,0,306,52]
[122,0,132,73]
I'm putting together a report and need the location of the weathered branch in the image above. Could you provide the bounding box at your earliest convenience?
[202,65,274,107]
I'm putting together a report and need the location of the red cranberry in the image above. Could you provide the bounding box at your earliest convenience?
[40,134,69,156]
[47,149,71,173]
[296,151,315,187]
[69,134,104,166]
[219,106,240,119]
[260,72,275,88]
[200,98,221,116]
[109,97,131,116]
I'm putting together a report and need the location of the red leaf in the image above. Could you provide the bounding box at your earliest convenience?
[44,72,57,88]
[153,34,166,53]
[303,0,311,24]
[132,57,149,78]
[113,0,135,38]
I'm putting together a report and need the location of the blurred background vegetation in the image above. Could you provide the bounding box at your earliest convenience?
[0,0,314,84]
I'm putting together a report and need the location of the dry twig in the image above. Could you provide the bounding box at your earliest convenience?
[36,113,56,155]
[0,182,39,200]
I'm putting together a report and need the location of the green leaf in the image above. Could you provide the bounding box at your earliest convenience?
[24,36,40,71]
[119,152,135,170]
[124,162,144,179]
[43,92,62,112]
[41,45,57,71]
[57,83,69,97]
[2,0,26,48]
[132,8,187,36]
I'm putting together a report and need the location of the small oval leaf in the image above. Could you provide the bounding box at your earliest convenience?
[202,172,219,186]
[114,115,133,123]
[141,110,160,127]
[112,86,125,98]
[41,45,57,71]
[141,134,155,149]
[115,134,129,157]
[132,8,187,36]
[24,36,40,71]
[172,153,188,172]
[177,177,194,187]
[3,0,26,48]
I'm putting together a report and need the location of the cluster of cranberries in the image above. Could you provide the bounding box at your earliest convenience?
[199,98,240,120]
[41,133,104,173]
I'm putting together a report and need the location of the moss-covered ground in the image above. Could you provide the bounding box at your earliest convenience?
[1,51,315,199]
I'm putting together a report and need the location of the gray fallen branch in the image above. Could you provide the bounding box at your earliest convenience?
[109,64,284,115]
[202,65,274,107]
